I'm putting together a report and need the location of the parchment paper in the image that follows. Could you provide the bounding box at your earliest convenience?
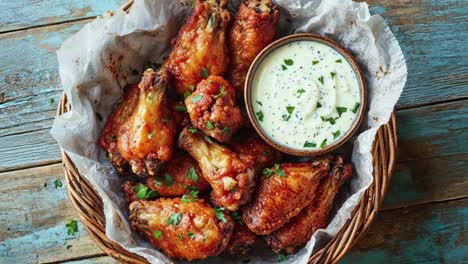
[51,0,407,263]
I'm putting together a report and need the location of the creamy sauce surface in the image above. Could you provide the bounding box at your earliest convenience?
[251,40,361,150]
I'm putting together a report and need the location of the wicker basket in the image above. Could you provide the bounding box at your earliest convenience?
[59,1,398,263]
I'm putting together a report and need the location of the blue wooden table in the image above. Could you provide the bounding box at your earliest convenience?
[0,0,466,263]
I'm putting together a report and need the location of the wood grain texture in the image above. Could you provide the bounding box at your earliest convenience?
[0,0,121,33]
[64,256,118,264]
[0,164,105,263]
[364,0,468,109]
[342,198,468,264]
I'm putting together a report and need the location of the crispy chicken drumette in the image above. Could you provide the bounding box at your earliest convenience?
[242,156,334,235]
[178,127,255,211]
[185,76,243,143]
[228,0,279,97]
[129,198,234,261]
[225,220,258,255]
[116,68,176,178]
[265,156,352,254]
[165,0,231,96]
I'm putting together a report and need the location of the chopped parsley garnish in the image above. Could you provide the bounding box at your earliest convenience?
[336,106,348,117]
[192,94,203,103]
[331,72,336,78]
[304,141,316,148]
[166,212,182,226]
[282,106,295,121]
[208,15,216,27]
[200,67,209,78]
[312,60,319,65]
[320,139,327,148]
[213,86,227,99]
[256,101,263,106]
[204,135,214,144]
[188,84,195,91]
[66,245,72,249]
[318,76,324,85]
[336,59,342,63]
[256,111,264,122]
[147,131,155,139]
[333,130,341,140]
[222,127,231,134]
[187,167,198,182]
[183,90,192,98]
[352,102,361,113]
[263,168,274,178]
[95,112,103,122]
[134,183,158,199]
[153,230,162,239]
[281,65,287,71]
[153,178,163,186]
[188,127,198,133]
[263,151,269,157]
[164,173,173,186]
[316,102,322,108]
[321,116,337,125]
[278,254,288,262]
[191,0,195,8]
[296,88,306,98]
[178,233,184,240]
[54,179,62,188]
[49,98,55,104]
[147,93,153,101]
[181,186,199,203]
[284,59,294,66]
[214,207,227,223]
[231,211,243,224]
[187,232,195,239]
[66,220,78,235]
[175,104,187,112]
[274,163,286,177]
[206,121,215,129]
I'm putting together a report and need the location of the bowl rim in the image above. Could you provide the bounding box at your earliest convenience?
[244,33,368,156]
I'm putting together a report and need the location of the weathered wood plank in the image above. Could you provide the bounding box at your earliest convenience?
[342,198,468,264]
[0,1,121,33]
[64,256,118,264]
[363,0,468,109]
[0,164,105,263]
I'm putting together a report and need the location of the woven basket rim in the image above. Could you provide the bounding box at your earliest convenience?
[59,1,398,263]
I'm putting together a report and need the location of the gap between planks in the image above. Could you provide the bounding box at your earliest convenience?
[0,16,97,35]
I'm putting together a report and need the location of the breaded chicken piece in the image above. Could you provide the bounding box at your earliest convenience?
[117,69,176,178]
[225,220,258,255]
[265,156,353,253]
[178,127,255,211]
[169,99,191,133]
[185,76,243,143]
[146,154,210,197]
[165,0,231,96]
[228,0,279,97]
[99,84,139,175]
[242,156,334,235]
[129,198,234,260]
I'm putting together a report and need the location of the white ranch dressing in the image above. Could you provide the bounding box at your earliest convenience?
[251,40,361,150]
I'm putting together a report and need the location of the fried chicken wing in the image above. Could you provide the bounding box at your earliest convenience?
[165,0,231,96]
[169,100,191,133]
[226,220,258,255]
[265,156,352,253]
[228,0,279,97]
[117,68,176,177]
[242,156,334,235]
[178,127,255,211]
[146,153,210,197]
[99,84,139,175]
[185,76,243,142]
[130,198,234,260]
[121,181,159,204]
[228,130,282,172]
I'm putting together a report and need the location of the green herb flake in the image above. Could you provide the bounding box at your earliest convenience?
[231,211,243,224]
[134,183,158,199]
[278,254,288,262]
[213,86,226,99]
[66,245,72,249]
[188,85,195,91]
[206,121,215,129]
[256,111,264,122]
[187,232,195,239]
[54,179,63,188]
[188,127,198,133]
[284,59,294,66]
[262,168,274,178]
[178,233,184,240]
[95,112,103,122]
[296,88,306,98]
[162,116,171,124]
[192,94,203,103]
[321,116,336,125]
[352,102,361,113]
[208,15,216,27]
[165,173,173,186]
[256,101,263,106]
[320,139,327,148]
[66,220,78,235]
[154,230,162,239]
[336,106,348,117]
[318,76,324,85]
[204,135,214,144]
[153,178,163,186]
[187,167,199,182]
[166,212,182,226]
[181,186,199,203]
[175,104,187,112]
[316,102,322,108]
[49,98,55,104]
[191,0,195,8]
[286,106,295,114]
[200,67,209,78]
[214,207,227,223]
[274,163,286,178]
[312,60,319,65]
[147,93,153,101]
[281,65,287,71]
[333,130,341,140]
[303,141,316,148]
[304,210,309,216]
[222,127,231,134]
[336,59,342,63]
[263,151,269,157]
[331,72,336,78]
